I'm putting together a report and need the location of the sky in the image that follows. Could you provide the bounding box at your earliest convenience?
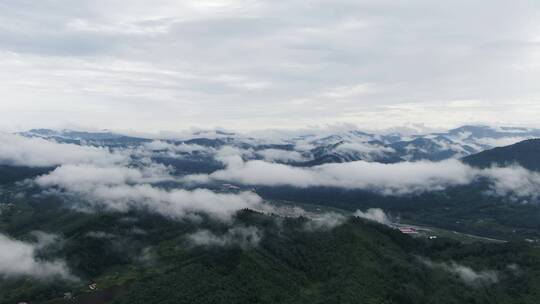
[1,0,540,132]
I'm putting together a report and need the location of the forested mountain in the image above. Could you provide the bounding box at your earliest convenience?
[1,127,540,303]
[1,203,539,304]
[463,139,540,171]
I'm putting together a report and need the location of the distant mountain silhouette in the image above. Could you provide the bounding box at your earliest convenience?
[463,138,540,171]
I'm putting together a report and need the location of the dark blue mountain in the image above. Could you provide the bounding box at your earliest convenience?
[463,138,540,171]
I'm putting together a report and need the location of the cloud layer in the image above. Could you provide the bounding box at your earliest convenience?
[187,158,476,195]
[186,156,540,200]
[37,170,265,221]
[5,132,539,226]
[0,134,265,222]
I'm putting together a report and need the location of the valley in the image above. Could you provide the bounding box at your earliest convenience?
[1,126,540,303]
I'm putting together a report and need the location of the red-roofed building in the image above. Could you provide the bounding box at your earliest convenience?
[399,227,417,234]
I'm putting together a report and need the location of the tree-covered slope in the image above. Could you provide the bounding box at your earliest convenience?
[1,198,540,304]
[463,138,540,171]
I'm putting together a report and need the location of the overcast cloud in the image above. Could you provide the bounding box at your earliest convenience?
[0,0,539,131]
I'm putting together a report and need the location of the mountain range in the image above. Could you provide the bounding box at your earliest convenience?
[2,125,540,303]
[20,125,540,165]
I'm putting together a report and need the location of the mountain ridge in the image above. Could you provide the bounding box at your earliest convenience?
[18,125,540,165]
[463,138,540,171]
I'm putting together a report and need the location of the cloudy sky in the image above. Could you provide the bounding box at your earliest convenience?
[1,0,540,132]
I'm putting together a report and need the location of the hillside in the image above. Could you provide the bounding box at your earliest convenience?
[1,201,540,304]
[463,138,540,171]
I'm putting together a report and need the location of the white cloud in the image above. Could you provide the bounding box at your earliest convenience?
[354,208,391,225]
[143,140,210,154]
[256,149,309,163]
[196,159,476,195]
[16,139,269,221]
[37,165,143,187]
[0,133,127,167]
[213,146,254,167]
[143,140,177,151]
[320,83,374,99]
[334,142,395,161]
[38,173,265,221]
[188,226,262,248]
[33,158,266,221]
[421,258,498,286]
[475,136,533,148]
[35,163,171,189]
[30,231,61,250]
[186,156,540,200]
[480,166,540,202]
[304,212,347,231]
[0,233,75,280]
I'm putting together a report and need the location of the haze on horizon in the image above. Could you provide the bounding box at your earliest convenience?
[1,0,539,132]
